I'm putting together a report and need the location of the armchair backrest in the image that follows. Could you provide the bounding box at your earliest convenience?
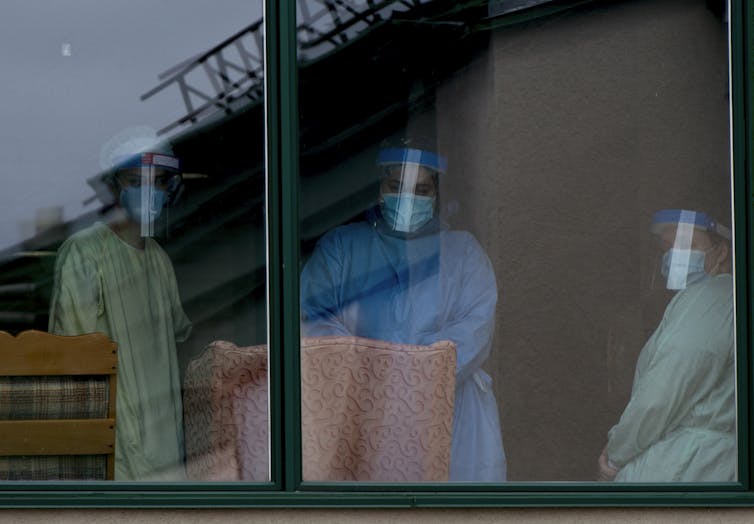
[183,336,456,482]
[183,340,268,481]
[301,336,456,481]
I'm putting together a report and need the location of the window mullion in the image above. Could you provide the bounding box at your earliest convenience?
[265,0,302,492]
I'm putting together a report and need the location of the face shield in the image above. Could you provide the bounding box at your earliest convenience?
[650,209,731,290]
[113,152,182,237]
[376,147,447,233]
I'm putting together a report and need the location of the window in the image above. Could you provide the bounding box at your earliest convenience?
[0,0,270,484]
[297,0,739,486]
[0,0,753,506]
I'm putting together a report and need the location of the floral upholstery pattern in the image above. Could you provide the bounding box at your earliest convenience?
[183,340,268,481]
[301,336,456,482]
[183,336,455,482]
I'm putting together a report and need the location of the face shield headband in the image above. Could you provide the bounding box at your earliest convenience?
[650,209,731,290]
[376,148,448,175]
[376,148,446,233]
[114,153,181,237]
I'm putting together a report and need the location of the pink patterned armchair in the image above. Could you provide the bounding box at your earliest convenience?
[183,340,268,481]
[183,336,456,482]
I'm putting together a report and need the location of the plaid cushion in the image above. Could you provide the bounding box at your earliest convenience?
[0,455,106,481]
[0,376,108,419]
[0,376,110,480]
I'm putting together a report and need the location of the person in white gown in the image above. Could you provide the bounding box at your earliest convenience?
[599,209,735,482]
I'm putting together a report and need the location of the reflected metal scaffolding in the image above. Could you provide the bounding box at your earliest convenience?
[141,0,430,135]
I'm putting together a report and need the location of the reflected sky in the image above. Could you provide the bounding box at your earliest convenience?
[0,0,263,249]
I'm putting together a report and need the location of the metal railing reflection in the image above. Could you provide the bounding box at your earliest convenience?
[141,0,431,135]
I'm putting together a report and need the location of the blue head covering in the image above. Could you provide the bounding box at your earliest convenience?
[376,147,448,174]
[650,209,731,240]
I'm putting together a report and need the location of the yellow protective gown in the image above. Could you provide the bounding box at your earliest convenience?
[607,273,735,482]
[49,222,191,480]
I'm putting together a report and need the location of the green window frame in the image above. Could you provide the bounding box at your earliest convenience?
[1,0,754,507]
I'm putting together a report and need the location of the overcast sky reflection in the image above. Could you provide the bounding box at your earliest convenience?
[1,0,262,249]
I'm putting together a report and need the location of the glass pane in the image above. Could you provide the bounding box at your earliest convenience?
[298,0,736,482]
[0,1,268,482]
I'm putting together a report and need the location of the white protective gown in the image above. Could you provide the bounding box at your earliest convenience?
[607,274,736,482]
[300,217,506,481]
[49,222,191,480]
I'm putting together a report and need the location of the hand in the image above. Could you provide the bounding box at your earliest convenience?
[597,445,619,482]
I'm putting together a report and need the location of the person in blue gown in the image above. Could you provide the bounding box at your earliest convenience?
[301,143,506,481]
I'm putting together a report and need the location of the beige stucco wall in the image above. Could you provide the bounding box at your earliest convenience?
[436,0,731,481]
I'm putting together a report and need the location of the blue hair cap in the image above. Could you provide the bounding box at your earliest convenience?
[651,208,731,239]
[376,147,448,174]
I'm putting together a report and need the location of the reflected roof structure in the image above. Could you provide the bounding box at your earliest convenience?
[0,0,556,333]
[140,0,448,135]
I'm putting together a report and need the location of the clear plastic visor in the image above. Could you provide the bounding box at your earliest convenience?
[379,164,438,198]
[377,164,438,232]
[115,166,180,191]
[651,211,714,290]
[116,165,179,237]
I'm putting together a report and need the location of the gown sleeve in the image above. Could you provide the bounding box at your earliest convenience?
[300,230,353,337]
[161,249,192,343]
[606,283,733,467]
[432,234,498,383]
[48,238,103,335]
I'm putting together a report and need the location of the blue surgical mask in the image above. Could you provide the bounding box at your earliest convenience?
[380,193,435,233]
[119,186,167,225]
[661,248,709,290]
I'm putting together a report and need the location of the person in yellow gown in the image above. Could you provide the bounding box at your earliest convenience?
[49,134,190,480]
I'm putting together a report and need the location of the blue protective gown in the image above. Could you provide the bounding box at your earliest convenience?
[300,214,506,481]
[607,274,735,482]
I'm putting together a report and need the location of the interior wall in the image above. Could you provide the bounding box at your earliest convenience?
[436,0,731,480]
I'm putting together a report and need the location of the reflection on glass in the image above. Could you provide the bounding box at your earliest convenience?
[0,1,267,482]
[298,0,735,482]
